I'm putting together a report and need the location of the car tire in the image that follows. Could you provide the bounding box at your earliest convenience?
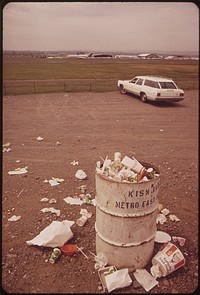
[141,93,147,103]
[119,85,127,94]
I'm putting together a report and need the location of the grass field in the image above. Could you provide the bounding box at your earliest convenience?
[3,56,199,95]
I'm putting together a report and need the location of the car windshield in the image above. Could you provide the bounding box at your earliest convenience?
[159,82,177,89]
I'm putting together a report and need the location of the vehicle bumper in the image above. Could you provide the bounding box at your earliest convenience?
[155,97,184,102]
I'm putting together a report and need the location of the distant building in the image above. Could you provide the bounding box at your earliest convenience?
[92,53,113,58]
[137,53,162,59]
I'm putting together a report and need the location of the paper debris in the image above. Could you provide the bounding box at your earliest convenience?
[37,136,43,141]
[169,214,180,222]
[3,147,11,152]
[8,167,28,175]
[3,142,11,148]
[172,236,186,246]
[94,252,108,270]
[26,220,74,248]
[56,141,61,145]
[105,268,132,293]
[156,213,167,224]
[133,269,158,292]
[52,177,64,183]
[40,207,60,216]
[8,215,21,222]
[49,179,60,186]
[161,208,170,216]
[80,208,92,218]
[71,160,79,166]
[49,198,57,204]
[64,196,84,205]
[75,170,87,180]
[160,129,164,132]
[40,197,49,202]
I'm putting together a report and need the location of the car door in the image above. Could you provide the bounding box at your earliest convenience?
[130,78,144,95]
[125,77,138,93]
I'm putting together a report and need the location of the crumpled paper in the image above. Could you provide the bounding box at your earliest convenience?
[105,268,132,293]
[26,220,74,248]
[156,213,167,224]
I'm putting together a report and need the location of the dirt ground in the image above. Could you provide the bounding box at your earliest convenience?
[2,90,198,294]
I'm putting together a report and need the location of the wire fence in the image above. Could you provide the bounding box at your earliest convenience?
[3,78,198,96]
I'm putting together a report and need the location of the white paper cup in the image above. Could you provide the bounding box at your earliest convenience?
[76,215,88,227]
[151,242,185,277]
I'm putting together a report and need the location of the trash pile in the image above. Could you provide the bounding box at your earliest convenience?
[96,152,159,183]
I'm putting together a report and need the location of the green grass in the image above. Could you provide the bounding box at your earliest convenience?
[3,56,199,95]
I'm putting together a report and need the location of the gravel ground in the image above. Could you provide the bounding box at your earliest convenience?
[2,90,198,294]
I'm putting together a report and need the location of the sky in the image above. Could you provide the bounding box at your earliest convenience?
[2,2,199,53]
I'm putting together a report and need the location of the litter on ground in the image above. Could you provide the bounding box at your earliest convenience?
[75,169,87,180]
[71,160,79,166]
[37,136,43,141]
[26,220,74,247]
[172,236,186,246]
[64,196,84,206]
[156,213,167,224]
[105,268,132,293]
[8,215,21,222]
[169,214,180,222]
[40,207,60,216]
[8,167,28,175]
[155,231,171,243]
[133,269,158,292]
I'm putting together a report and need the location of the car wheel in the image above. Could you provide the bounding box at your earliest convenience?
[119,85,127,94]
[141,93,147,103]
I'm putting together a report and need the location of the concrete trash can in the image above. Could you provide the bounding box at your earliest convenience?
[95,161,160,271]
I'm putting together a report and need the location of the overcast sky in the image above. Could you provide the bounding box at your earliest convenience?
[3,2,199,53]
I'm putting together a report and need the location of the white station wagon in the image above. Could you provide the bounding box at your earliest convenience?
[117,76,184,103]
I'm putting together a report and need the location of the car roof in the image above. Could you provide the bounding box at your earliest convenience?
[135,76,173,82]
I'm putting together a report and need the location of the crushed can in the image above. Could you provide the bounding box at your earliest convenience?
[49,248,61,264]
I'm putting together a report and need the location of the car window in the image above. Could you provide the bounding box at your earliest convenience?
[144,79,160,88]
[136,79,143,85]
[130,78,138,83]
[159,82,177,89]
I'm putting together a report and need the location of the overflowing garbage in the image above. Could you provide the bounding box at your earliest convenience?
[96,152,159,183]
[4,145,186,293]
